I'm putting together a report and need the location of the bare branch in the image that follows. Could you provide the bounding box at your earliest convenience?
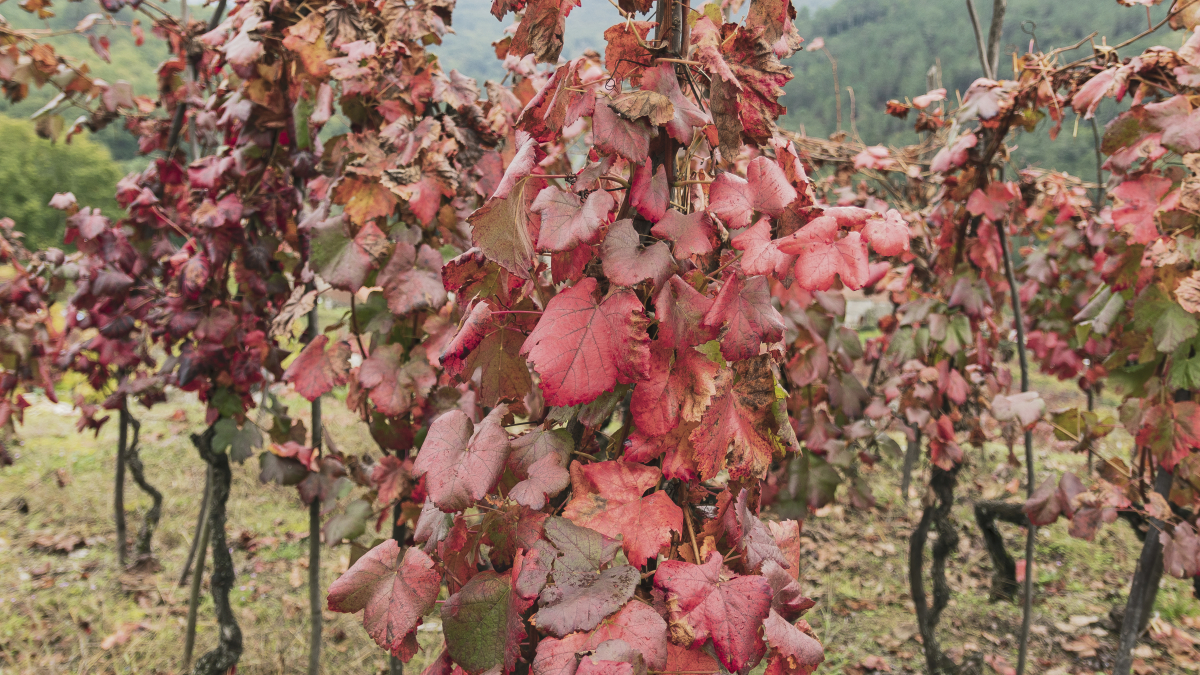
[986,0,1008,79]
[965,0,992,78]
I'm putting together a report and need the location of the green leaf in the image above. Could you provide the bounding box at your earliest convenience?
[1050,408,1083,442]
[1154,303,1198,353]
[210,387,244,419]
[875,435,902,457]
[441,571,527,675]
[1109,359,1159,398]
[211,418,262,463]
[696,339,727,367]
[324,499,372,546]
[293,96,313,151]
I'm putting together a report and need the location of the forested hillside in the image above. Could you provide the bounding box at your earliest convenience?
[784,0,1178,177]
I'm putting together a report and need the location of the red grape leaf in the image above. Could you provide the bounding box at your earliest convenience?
[631,344,719,436]
[440,516,483,593]
[371,455,412,505]
[521,277,651,407]
[533,601,669,675]
[701,274,785,361]
[651,209,717,261]
[709,158,796,231]
[493,134,545,201]
[690,18,736,86]
[626,422,702,482]
[517,62,581,143]
[515,540,557,600]
[508,0,579,63]
[441,569,532,675]
[414,497,452,552]
[762,559,814,621]
[358,345,436,417]
[861,210,910,257]
[510,453,570,510]
[603,21,655,87]
[574,643,641,675]
[762,612,823,675]
[327,541,441,661]
[965,181,1020,222]
[601,219,675,288]
[67,207,110,240]
[731,218,795,278]
[777,217,869,291]
[552,244,593,284]
[1112,173,1175,245]
[745,0,803,58]
[470,175,546,279]
[654,275,718,350]
[664,644,720,675]
[534,556,640,637]
[593,101,652,163]
[532,186,616,253]
[653,552,772,674]
[310,218,390,292]
[729,488,786,572]
[762,521,814,620]
[630,162,669,222]
[378,242,448,315]
[543,516,622,574]
[640,63,710,144]
[714,29,793,151]
[510,427,574,476]
[443,248,526,307]
[690,355,778,480]
[1163,522,1199,579]
[1022,476,1063,526]
[284,335,351,401]
[441,302,534,407]
[561,460,683,567]
[413,406,511,512]
[483,505,548,568]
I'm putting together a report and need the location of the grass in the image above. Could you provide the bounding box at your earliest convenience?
[2,368,1199,674]
[0,387,442,675]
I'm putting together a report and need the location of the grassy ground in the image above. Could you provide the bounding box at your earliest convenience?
[3,373,1200,674]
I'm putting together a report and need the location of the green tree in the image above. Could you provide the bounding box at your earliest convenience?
[0,116,122,251]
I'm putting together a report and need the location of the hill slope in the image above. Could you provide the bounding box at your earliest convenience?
[782,0,1179,177]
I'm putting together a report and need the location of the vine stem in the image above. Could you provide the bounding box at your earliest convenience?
[306,298,323,675]
[182,482,211,671]
[115,405,128,567]
[179,465,213,586]
[124,411,163,561]
[389,501,409,675]
[997,214,1036,675]
[684,501,701,563]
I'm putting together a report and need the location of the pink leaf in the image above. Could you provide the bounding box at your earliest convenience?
[413,406,511,512]
[521,278,650,407]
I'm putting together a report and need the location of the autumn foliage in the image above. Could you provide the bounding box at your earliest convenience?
[9,0,1200,672]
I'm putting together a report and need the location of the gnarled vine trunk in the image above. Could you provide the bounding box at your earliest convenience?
[909,464,961,675]
[122,410,163,566]
[973,499,1027,601]
[191,424,242,675]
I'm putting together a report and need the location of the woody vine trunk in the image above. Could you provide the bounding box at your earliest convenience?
[122,410,163,564]
[191,424,242,675]
[114,404,128,567]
